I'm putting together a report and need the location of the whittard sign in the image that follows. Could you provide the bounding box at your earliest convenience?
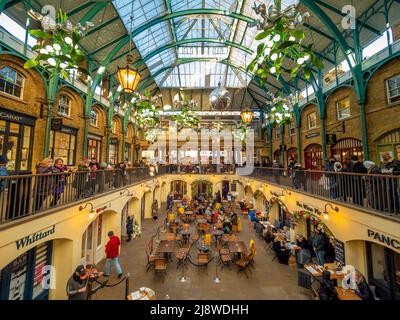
[16,225,55,250]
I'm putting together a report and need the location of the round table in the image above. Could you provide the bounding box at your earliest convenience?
[197,244,210,252]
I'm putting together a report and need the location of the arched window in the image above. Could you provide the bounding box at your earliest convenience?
[58,94,71,116]
[111,118,118,134]
[90,109,99,127]
[0,66,25,98]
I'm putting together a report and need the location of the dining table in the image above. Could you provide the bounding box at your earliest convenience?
[156,240,176,261]
[228,241,248,259]
[335,287,362,300]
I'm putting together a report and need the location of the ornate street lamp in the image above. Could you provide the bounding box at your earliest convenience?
[240,109,253,124]
[117,54,141,94]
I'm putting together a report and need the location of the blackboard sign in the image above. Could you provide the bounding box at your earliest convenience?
[334,239,346,267]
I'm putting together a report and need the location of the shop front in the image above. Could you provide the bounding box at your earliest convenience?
[287,147,298,163]
[304,143,323,171]
[0,240,52,300]
[109,138,119,165]
[375,129,400,164]
[331,138,363,163]
[0,107,35,173]
[88,133,102,162]
[170,180,187,200]
[365,229,400,300]
[81,214,103,266]
[49,126,77,166]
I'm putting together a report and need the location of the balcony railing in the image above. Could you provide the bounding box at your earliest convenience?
[1,165,399,226]
[0,166,167,225]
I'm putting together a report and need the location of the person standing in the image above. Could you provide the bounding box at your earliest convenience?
[349,155,367,206]
[34,158,53,211]
[151,200,158,222]
[272,160,281,184]
[126,216,134,242]
[0,155,8,192]
[380,151,400,213]
[325,157,337,199]
[215,190,222,203]
[104,231,123,278]
[312,229,327,266]
[50,158,69,206]
[66,265,88,300]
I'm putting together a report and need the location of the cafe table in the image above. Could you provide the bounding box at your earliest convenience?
[128,287,156,300]
[228,241,248,260]
[184,211,193,222]
[335,287,362,300]
[156,240,176,261]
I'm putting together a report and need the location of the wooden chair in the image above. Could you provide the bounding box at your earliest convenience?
[197,253,210,268]
[166,233,175,241]
[204,234,212,246]
[219,253,232,270]
[235,252,254,277]
[228,233,237,242]
[146,247,157,272]
[176,251,188,269]
[154,257,167,275]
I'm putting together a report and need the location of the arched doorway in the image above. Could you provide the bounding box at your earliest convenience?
[375,129,400,164]
[191,180,213,200]
[254,190,267,211]
[304,144,323,170]
[121,197,141,238]
[331,138,363,163]
[273,149,281,163]
[161,181,168,204]
[244,185,253,203]
[142,191,153,219]
[153,184,161,209]
[170,180,187,200]
[81,214,104,265]
[287,147,298,164]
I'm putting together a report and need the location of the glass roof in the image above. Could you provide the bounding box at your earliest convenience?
[112,0,271,89]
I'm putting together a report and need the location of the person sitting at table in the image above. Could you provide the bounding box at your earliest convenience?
[318,270,339,300]
[272,234,290,264]
[282,226,290,241]
[230,211,238,227]
[296,234,311,250]
[354,271,375,300]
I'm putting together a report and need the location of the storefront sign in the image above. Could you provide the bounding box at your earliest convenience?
[296,201,322,215]
[0,107,36,125]
[305,132,320,139]
[15,225,55,250]
[367,229,400,250]
[334,239,346,266]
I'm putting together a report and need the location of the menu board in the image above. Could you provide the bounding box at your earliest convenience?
[334,239,346,267]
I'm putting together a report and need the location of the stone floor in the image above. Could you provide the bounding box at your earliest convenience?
[94,206,312,300]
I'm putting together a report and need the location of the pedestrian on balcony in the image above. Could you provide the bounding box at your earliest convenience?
[0,155,8,193]
[104,231,123,278]
[98,162,107,193]
[272,160,281,184]
[380,151,400,214]
[325,157,338,199]
[50,158,70,206]
[293,162,307,191]
[34,158,53,211]
[364,161,383,211]
[74,159,90,199]
[349,155,367,206]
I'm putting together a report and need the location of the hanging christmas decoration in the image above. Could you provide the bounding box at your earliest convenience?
[134,92,161,130]
[265,92,298,126]
[248,0,323,82]
[209,82,232,110]
[171,101,199,131]
[24,9,93,79]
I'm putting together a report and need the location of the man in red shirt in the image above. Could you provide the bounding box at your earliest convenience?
[104,231,123,278]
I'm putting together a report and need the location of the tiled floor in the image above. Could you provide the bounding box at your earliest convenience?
[94,205,312,300]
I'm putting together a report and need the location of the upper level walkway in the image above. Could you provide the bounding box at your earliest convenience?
[1,164,399,228]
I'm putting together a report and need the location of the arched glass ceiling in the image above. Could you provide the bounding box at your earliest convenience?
[112,0,299,89]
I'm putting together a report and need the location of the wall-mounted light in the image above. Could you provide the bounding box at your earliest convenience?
[279,190,291,201]
[120,189,133,197]
[79,202,95,219]
[323,203,339,220]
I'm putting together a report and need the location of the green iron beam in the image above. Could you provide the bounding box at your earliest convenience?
[86,16,120,36]
[79,1,110,25]
[67,1,96,16]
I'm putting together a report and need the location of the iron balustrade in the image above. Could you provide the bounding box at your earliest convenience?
[249,167,400,218]
[1,164,399,225]
[0,166,167,225]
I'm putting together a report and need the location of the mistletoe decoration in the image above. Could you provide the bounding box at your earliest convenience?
[266,93,297,126]
[144,127,160,144]
[134,92,160,130]
[171,103,199,131]
[24,9,92,79]
[248,0,323,83]
[233,124,250,142]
